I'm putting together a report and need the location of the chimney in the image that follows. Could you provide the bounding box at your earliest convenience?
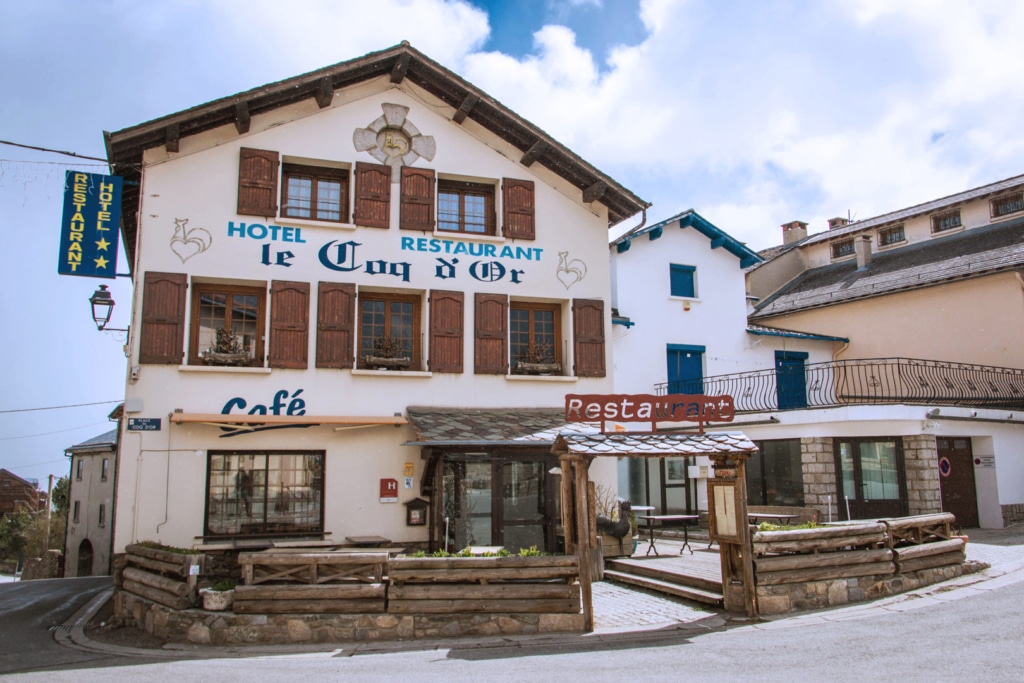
[828,217,849,230]
[855,235,872,270]
[781,220,808,246]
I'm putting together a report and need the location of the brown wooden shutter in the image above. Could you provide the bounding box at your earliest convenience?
[354,162,391,229]
[573,298,605,378]
[429,290,464,373]
[139,271,187,364]
[268,280,310,369]
[474,293,508,375]
[400,166,435,231]
[316,282,356,369]
[237,148,279,216]
[502,178,535,240]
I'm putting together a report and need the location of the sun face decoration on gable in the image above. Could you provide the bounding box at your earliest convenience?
[353,103,436,182]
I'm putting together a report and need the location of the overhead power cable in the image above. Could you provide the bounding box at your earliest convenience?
[0,138,108,162]
[0,400,122,414]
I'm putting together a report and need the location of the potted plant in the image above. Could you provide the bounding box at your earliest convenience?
[200,578,237,611]
[202,328,252,366]
[514,343,560,375]
[363,336,411,370]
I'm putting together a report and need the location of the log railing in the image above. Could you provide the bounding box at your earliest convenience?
[387,555,581,614]
[235,551,388,614]
[121,543,202,610]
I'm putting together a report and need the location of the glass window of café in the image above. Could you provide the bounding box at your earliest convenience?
[747,439,805,506]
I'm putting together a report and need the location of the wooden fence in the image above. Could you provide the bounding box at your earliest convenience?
[752,513,964,586]
[234,551,387,614]
[121,544,202,610]
[387,555,581,615]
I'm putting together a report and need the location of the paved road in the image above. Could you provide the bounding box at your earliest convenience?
[3,566,1024,682]
[0,577,117,675]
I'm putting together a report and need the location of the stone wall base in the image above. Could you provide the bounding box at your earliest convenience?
[113,590,584,645]
[1002,504,1024,526]
[20,550,63,581]
[756,563,969,615]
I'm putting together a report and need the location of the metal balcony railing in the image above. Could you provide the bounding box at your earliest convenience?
[653,358,1024,413]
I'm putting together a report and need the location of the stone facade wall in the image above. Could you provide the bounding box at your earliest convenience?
[756,563,973,615]
[1002,504,1024,526]
[902,435,941,516]
[801,437,837,521]
[113,590,583,645]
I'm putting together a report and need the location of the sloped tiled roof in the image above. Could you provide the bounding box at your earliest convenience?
[553,432,757,457]
[746,324,849,343]
[752,216,1024,319]
[801,173,1024,247]
[66,428,119,453]
[405,407,598,446]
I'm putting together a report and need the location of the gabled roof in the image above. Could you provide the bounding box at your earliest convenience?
[0,469,39,490]
[799,173,1024,248]
[752,215,1024,319]
[611,209,762,269]
[65,429,119,454]
[106,43,649,268]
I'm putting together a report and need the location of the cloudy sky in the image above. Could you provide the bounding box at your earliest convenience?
[3,0,1024,488]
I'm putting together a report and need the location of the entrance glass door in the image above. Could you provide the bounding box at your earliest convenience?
[441,453,556,552]
[835,439,907,519]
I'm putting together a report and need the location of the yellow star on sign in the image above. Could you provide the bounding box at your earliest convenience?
[95,255,110,269]
[95,237,111,251]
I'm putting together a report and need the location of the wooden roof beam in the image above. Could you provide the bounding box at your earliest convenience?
[583,181,607,203]
[390,53,411,83]
[452,93,479,124]
[315,76,333,109]
[165,123,180,153]
[520,140,547,167]
[234,101,251,135]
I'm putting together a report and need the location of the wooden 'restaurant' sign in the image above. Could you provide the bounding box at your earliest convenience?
[565,393,735,433]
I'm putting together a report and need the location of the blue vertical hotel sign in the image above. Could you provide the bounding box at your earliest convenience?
[58,171,122,278]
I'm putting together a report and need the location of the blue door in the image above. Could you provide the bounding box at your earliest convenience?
[667,345,705,394]
[775,351,808,409]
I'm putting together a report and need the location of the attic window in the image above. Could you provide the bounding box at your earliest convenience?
[877,225,905,247]
[830,238,855,260]
[991,192,1024,219]
[931,209,961,234]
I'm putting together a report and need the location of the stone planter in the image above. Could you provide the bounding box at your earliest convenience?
[200,588,235,612]
[363,356,411,370]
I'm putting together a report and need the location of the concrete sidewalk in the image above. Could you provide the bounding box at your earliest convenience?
[57,523,1024,659]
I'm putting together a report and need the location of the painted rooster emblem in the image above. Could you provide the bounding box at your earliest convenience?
[170,218,212,263]
[556,251,588,289]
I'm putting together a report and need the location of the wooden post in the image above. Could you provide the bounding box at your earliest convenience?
[735,457,758,619]
[559,455,576,554]
[571,456,594,632]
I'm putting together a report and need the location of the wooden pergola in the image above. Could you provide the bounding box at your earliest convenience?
[552,431,760,630]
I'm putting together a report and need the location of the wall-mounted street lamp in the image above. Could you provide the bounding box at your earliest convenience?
[89,284,128,332]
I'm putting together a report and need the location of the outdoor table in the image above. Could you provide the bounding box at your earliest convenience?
[638,514,700,556]
[748,512,799,526]
[345,535,393,547]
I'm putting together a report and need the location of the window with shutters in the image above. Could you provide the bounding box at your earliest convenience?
[475,293,508,375]
[510,302,561,373]
[358,292,421,370]
[429,290,464,373]
[353,162,391,229]
[281,163,348,222]
[669,264,697,298]
[502,178,535,240]
[573,298,606,378]
[268,281,309,369]
[237,148,279,217]
[438,179,495,235]
[189,283,266,367]
[316,282,356,369]
[401,167,435,231]
[139,271,187,365]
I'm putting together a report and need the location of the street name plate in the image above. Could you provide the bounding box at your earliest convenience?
[127,417,162,431]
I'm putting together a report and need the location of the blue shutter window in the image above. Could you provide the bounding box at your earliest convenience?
[669,264,696,298]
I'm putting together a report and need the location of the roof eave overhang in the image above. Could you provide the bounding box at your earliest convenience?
[106,43,649,267]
